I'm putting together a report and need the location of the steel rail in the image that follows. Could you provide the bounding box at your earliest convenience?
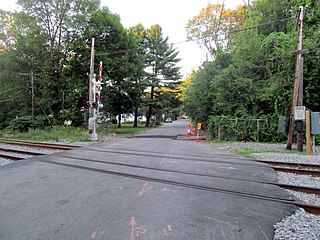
[0,138,81,149]
[277,183,320,195]
[77,147,266,167]
[37,159,320,215]
[0,153,25,161]
[1,141,77,150]
[257,160,320,169]
[50,154,320,196]
[0,147,45,156]
[78,148,320,178]
[271,166,320,177]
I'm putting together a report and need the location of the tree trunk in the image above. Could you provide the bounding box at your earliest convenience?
[133,107,138,128]
[118,114,121,128]
[145,86,155,127]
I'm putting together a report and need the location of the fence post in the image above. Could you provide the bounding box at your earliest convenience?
[256,119,260,142]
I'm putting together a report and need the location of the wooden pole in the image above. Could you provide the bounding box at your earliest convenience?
[286,6,304,150]
[306,110,312,154]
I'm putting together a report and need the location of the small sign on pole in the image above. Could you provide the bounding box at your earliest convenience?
[294,106,306,120]
[197,123,201,130]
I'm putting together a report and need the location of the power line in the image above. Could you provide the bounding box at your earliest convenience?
[181,16,295,44]
[95,16,296,56]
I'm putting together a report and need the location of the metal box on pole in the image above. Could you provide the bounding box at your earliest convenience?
[311,112,320,135]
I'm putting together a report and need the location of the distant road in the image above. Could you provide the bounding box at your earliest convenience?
[0,119,294,240]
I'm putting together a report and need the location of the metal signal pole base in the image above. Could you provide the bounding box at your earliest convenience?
[91,132,98,141]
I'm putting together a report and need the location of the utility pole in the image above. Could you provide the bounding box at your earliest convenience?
[286,6,305,151]
[19,71,39,121]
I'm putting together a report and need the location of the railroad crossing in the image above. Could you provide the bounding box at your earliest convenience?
[0,120,300,239]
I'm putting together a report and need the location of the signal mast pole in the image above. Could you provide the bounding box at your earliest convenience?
[89,38,95,117]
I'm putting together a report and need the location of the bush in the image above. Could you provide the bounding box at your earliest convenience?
[6,116,34,132]
[208,114,287,142]
[5,115,54,133]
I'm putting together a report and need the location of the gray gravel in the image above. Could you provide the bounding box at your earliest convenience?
[251,152,320,164]
[276,172,320,189]
[273,208,320,240]
[285,189,320,206]
[0,158,13,166]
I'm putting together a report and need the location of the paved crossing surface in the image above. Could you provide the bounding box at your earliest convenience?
[0,120,295,240]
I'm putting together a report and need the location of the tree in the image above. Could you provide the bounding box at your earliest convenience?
[128,23,148,127]
[16,0,100,113]
[186,4,245,58]
[144,24,181,127]
[82,7,147,128]
[177,69,196,102]
[0,11,49,128]
[183,51,231,124]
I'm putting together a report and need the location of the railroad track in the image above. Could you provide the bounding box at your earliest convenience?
[51,153,320,196]
[0,138,80,150]
[0,139,81,161]
[2,142,319,215]
[256,160,320,177]
[36,157,320,216]
[78,147,320,177]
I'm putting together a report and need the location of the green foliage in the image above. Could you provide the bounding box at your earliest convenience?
[208,115,287,142]
[2,125,91,142]
[183,0,320,143]
[5,115,51,133]
[144,24,181,127]
[6,116,34,132]
[0,2,181,132]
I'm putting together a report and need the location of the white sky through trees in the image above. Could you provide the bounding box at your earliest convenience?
[1,0,241,77]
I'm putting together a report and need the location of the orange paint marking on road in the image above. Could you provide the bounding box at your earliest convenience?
[129,217,137,240]
[91,231,97,239]
[135,225,147,237]
[129,217,147,240]
[138,181,150,197]
[167,225,172,232]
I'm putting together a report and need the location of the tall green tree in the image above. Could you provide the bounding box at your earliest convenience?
[144,24,181,127]
[16,0,100,113]
[128,23,148,127]
[0,11,48,128]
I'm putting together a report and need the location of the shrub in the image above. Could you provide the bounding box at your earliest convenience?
[208,114,287,142]
[6,116,34,132]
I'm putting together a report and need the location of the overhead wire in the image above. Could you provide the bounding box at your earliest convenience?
[94,15,297,56]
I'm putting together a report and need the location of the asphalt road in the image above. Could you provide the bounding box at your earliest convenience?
[0,119,295,240]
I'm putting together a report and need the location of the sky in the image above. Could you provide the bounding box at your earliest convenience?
[0,0,243,77]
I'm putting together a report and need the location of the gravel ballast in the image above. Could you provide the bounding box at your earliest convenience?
[273,208,320,240]
[0,158,13,166]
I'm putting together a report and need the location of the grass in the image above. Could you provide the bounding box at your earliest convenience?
[0,123,151,142]
[232,148,308,159]
[0,126,91,142]
[99,123,149,135]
